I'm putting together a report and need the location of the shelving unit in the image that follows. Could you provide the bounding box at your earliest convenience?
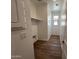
[31,18,41,21]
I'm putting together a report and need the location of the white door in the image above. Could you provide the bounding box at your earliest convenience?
[11,0,34,59]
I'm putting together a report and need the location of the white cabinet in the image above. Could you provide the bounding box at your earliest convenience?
[11,0,17,23]
[11,0,27,28]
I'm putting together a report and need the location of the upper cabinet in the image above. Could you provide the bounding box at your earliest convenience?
[11,0,27,31]
[11,0,18,23]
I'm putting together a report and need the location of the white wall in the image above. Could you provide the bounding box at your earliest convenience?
[31,20,38,38]
[60,24,67,59]
[60,5,67,59]
[32,24,38,43]
[29,0,39,43]
[29,0,37,19]
[29,1,52,41]
[36,3,48,41]
[47,3,52,39]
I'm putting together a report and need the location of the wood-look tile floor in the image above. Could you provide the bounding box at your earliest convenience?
[34,35,62,59]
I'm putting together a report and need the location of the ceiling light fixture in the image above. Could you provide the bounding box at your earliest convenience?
[56,4,58,6]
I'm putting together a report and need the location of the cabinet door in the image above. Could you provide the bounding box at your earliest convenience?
[11,0,34,59]
[11,0,27,28]
[11,0,18,23]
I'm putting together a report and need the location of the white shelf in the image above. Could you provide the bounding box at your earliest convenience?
[31,18,41,21]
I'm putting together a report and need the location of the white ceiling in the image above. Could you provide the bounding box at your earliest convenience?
[48,0,64,11]
[31,0,64,11]
[31,0,47,4]
[31,0,66,14]
[31,0,63,4]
